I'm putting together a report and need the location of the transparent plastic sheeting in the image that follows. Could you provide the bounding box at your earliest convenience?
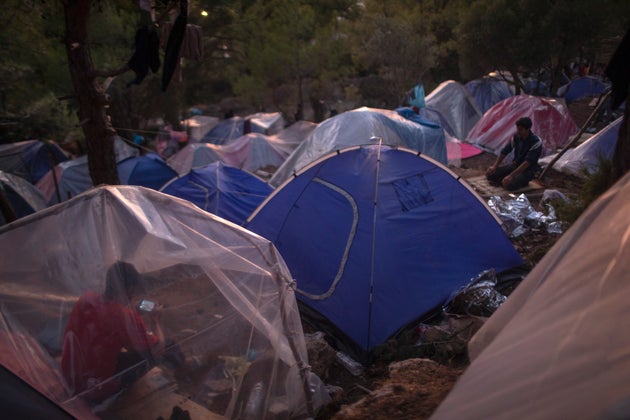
[0,185,328,419]
[487,193,565,237]
[269,107,448,187]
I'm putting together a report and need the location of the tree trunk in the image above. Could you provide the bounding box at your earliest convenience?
[63,0,119,186]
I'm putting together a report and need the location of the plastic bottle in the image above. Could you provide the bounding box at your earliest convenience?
[336,351,364,376]
[243,381,264,418]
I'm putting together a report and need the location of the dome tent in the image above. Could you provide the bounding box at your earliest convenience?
[0,170,47,226]
[465,76,514,114]
[35,136,140,205]
[160,161,273,225]
[0,140,68,184]
[432,170,630,420]
[166,142,223,175]
[117,153,178,190]
[556,75,609,103]
[423,80,483,141]
[269,107,447,188]
[466,94,579,157]
[540,116,622,177]
[218,132,289,174]
[0,185,327,419]
[246,144,523,360]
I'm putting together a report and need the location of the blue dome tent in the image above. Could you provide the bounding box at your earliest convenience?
[556,76,609,103]
[161,161,272,225]
[117,153,178,190]
[245,144,523,360]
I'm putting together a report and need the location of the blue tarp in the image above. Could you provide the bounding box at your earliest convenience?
[246,144,523,359]
[160,161,272,225]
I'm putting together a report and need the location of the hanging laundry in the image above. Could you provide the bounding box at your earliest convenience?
[127,25,161,87]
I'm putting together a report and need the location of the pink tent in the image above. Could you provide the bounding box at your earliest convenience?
[466,94,579,157]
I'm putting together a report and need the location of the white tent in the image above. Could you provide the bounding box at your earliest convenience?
[424,80,483,141]
[269,107,447,188]
[0,185,328,419]
[181,115,219,142]
[268,120,316,155]
[540,117,622,177]
[166,142,223,175]
[432,170,630,419]
[219,132,289,174]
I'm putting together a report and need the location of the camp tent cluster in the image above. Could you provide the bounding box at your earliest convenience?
[0,67,621,418]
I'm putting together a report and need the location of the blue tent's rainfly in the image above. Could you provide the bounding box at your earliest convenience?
[117,153,177,190]
[161,161,272,225]
[245,144,523,359]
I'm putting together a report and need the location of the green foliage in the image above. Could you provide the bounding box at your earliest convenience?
[89,2,139,70]
[553,159,613,227]
[2,93,77,142]
[3,0,629,144]
[457,0,628,86]
[222,0,360,115]
[346,0,438,107]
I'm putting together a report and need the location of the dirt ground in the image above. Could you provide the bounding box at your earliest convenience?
[309,98,597,420]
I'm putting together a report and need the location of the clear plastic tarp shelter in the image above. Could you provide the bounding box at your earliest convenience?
[0,185,326,419]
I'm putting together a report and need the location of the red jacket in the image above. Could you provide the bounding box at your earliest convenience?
[61,291,158,401]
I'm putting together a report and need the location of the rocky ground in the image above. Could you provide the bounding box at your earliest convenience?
[307,98,599,420]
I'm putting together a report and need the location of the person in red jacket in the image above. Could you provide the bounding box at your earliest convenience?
[61,261,164,403]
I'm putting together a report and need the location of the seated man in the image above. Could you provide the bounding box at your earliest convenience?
[486,117,543,191]
[61,261,164,403]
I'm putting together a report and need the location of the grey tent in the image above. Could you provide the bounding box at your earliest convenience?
[431,170,630,419]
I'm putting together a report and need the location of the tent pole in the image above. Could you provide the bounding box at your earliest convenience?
[0,186,17,223]
[539,90,612,180]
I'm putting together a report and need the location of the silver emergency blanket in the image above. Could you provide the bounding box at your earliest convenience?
[487,193,565,237]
